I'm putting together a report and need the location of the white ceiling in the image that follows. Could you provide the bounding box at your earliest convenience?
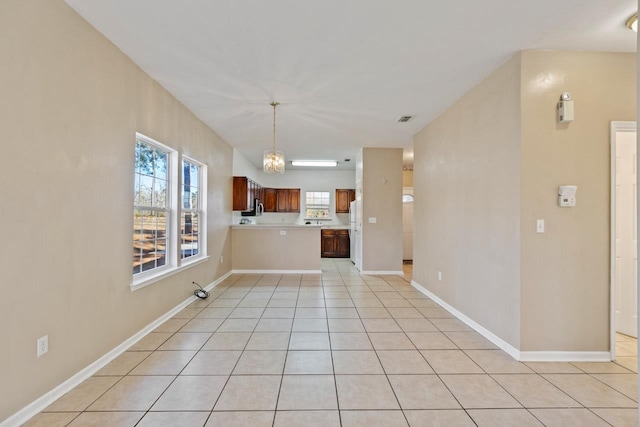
[66,0,637,171]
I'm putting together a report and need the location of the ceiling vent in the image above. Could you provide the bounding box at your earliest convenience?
[397,115,414,123]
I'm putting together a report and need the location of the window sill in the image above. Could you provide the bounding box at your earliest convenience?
[131,256,210,292]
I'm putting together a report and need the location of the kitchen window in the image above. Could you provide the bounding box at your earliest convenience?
[305,191,330,218]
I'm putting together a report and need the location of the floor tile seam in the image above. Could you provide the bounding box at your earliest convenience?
[582,407,620,426]
[582,372,640,403]
[41,373,129,415]
[361,323,408,418]
[139,338,212,414]
[520,373,609,410]
[322,280,343,427]
[457,349,497,375]
[95,348,157,378]
[486,371,581,412]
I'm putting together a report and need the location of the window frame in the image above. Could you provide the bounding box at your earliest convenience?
[305,191,331,219]
[131,133,208,291]
[180,155,207,266]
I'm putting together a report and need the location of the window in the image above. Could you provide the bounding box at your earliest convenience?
[306,191,330,218]
[132,133,207,288]
[181,158,205,261]
[133,136,173,276]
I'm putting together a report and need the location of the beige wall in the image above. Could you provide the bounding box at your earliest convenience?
[414,50,637,353]
[0,0,233,420]
[403,170,414,187]
[413,55,523,348]
[519,51,637,351]
[361,148,404,273]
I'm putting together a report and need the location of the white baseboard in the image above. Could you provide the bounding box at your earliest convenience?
[1,271,232,427]
[360,270,404,275]
[411,279,613,363]
[232,269,322,274]
[411,280,521,360]
[519,351,613,362]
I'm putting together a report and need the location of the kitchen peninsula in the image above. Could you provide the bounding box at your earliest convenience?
[231,224,322,273]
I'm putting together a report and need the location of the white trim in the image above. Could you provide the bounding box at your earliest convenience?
[130,256,210,291]
[231,269,322,275]
[2,271,232,427]
[411,280,521,360]
[519,351,612,362]
[360,270,404,275]
[180,155,208,262]
[412,279,614,362]
[610,120,638,361]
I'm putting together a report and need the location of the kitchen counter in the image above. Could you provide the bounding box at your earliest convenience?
[231,225,321,273]
[231,223,322,229]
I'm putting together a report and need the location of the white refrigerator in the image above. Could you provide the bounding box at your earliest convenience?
[349,201,357,264]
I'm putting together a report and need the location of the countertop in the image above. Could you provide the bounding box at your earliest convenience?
[231,224,322,229]
[231,224,349,230]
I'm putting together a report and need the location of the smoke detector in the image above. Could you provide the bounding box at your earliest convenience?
[397,115,414,123]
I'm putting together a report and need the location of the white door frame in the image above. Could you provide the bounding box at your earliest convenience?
[610,120,637,360]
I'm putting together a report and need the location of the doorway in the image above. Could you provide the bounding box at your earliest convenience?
[610,121,637,364]
[403,187,414,261]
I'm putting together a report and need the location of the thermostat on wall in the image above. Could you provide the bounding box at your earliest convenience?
[558,185,577,207]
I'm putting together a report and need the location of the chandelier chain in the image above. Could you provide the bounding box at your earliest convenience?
[271,101,278,151]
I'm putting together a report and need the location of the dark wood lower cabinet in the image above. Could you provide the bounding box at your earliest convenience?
[321,229,350,258]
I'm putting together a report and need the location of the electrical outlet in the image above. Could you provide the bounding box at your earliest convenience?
[438,271,442,281]
[536,219,545,233]
[220,255,223,264]
[37,335,48,357]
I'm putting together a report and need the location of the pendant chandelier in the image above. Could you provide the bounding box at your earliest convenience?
[263,101,285,174]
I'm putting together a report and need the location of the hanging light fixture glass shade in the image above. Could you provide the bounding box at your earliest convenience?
[263,101,285,174]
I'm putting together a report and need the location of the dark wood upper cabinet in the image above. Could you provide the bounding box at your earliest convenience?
[263,188,277,212]
[276,189,289,212]
[275,188,300,213]
[335,189,356,213]
[288,188,300,212]
[233,176,263,211]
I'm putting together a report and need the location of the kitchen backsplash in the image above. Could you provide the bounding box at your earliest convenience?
[232,211,349,226]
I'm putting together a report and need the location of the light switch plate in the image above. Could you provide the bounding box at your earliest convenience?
[536,219,545,233]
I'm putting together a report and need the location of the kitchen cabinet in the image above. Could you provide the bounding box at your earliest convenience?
[276,188,300,213]
[321,229,350,258]
[335,189,356,213]
[336,230,350,257]
[233,176,262,211]
[263,188,277,212]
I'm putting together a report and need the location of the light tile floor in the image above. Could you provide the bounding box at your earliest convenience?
[24,259,638,426]
[615,332,638,374]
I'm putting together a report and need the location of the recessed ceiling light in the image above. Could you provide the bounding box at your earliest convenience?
[397,115,414,123]
[626,13,638,32]
[291,160,338,167]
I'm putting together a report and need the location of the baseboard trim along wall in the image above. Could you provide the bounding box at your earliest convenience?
[231,269,322,275]
[360,270,404,275]
[411,280,612,362]
[518,351,612,362]
[2,271,233,427]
